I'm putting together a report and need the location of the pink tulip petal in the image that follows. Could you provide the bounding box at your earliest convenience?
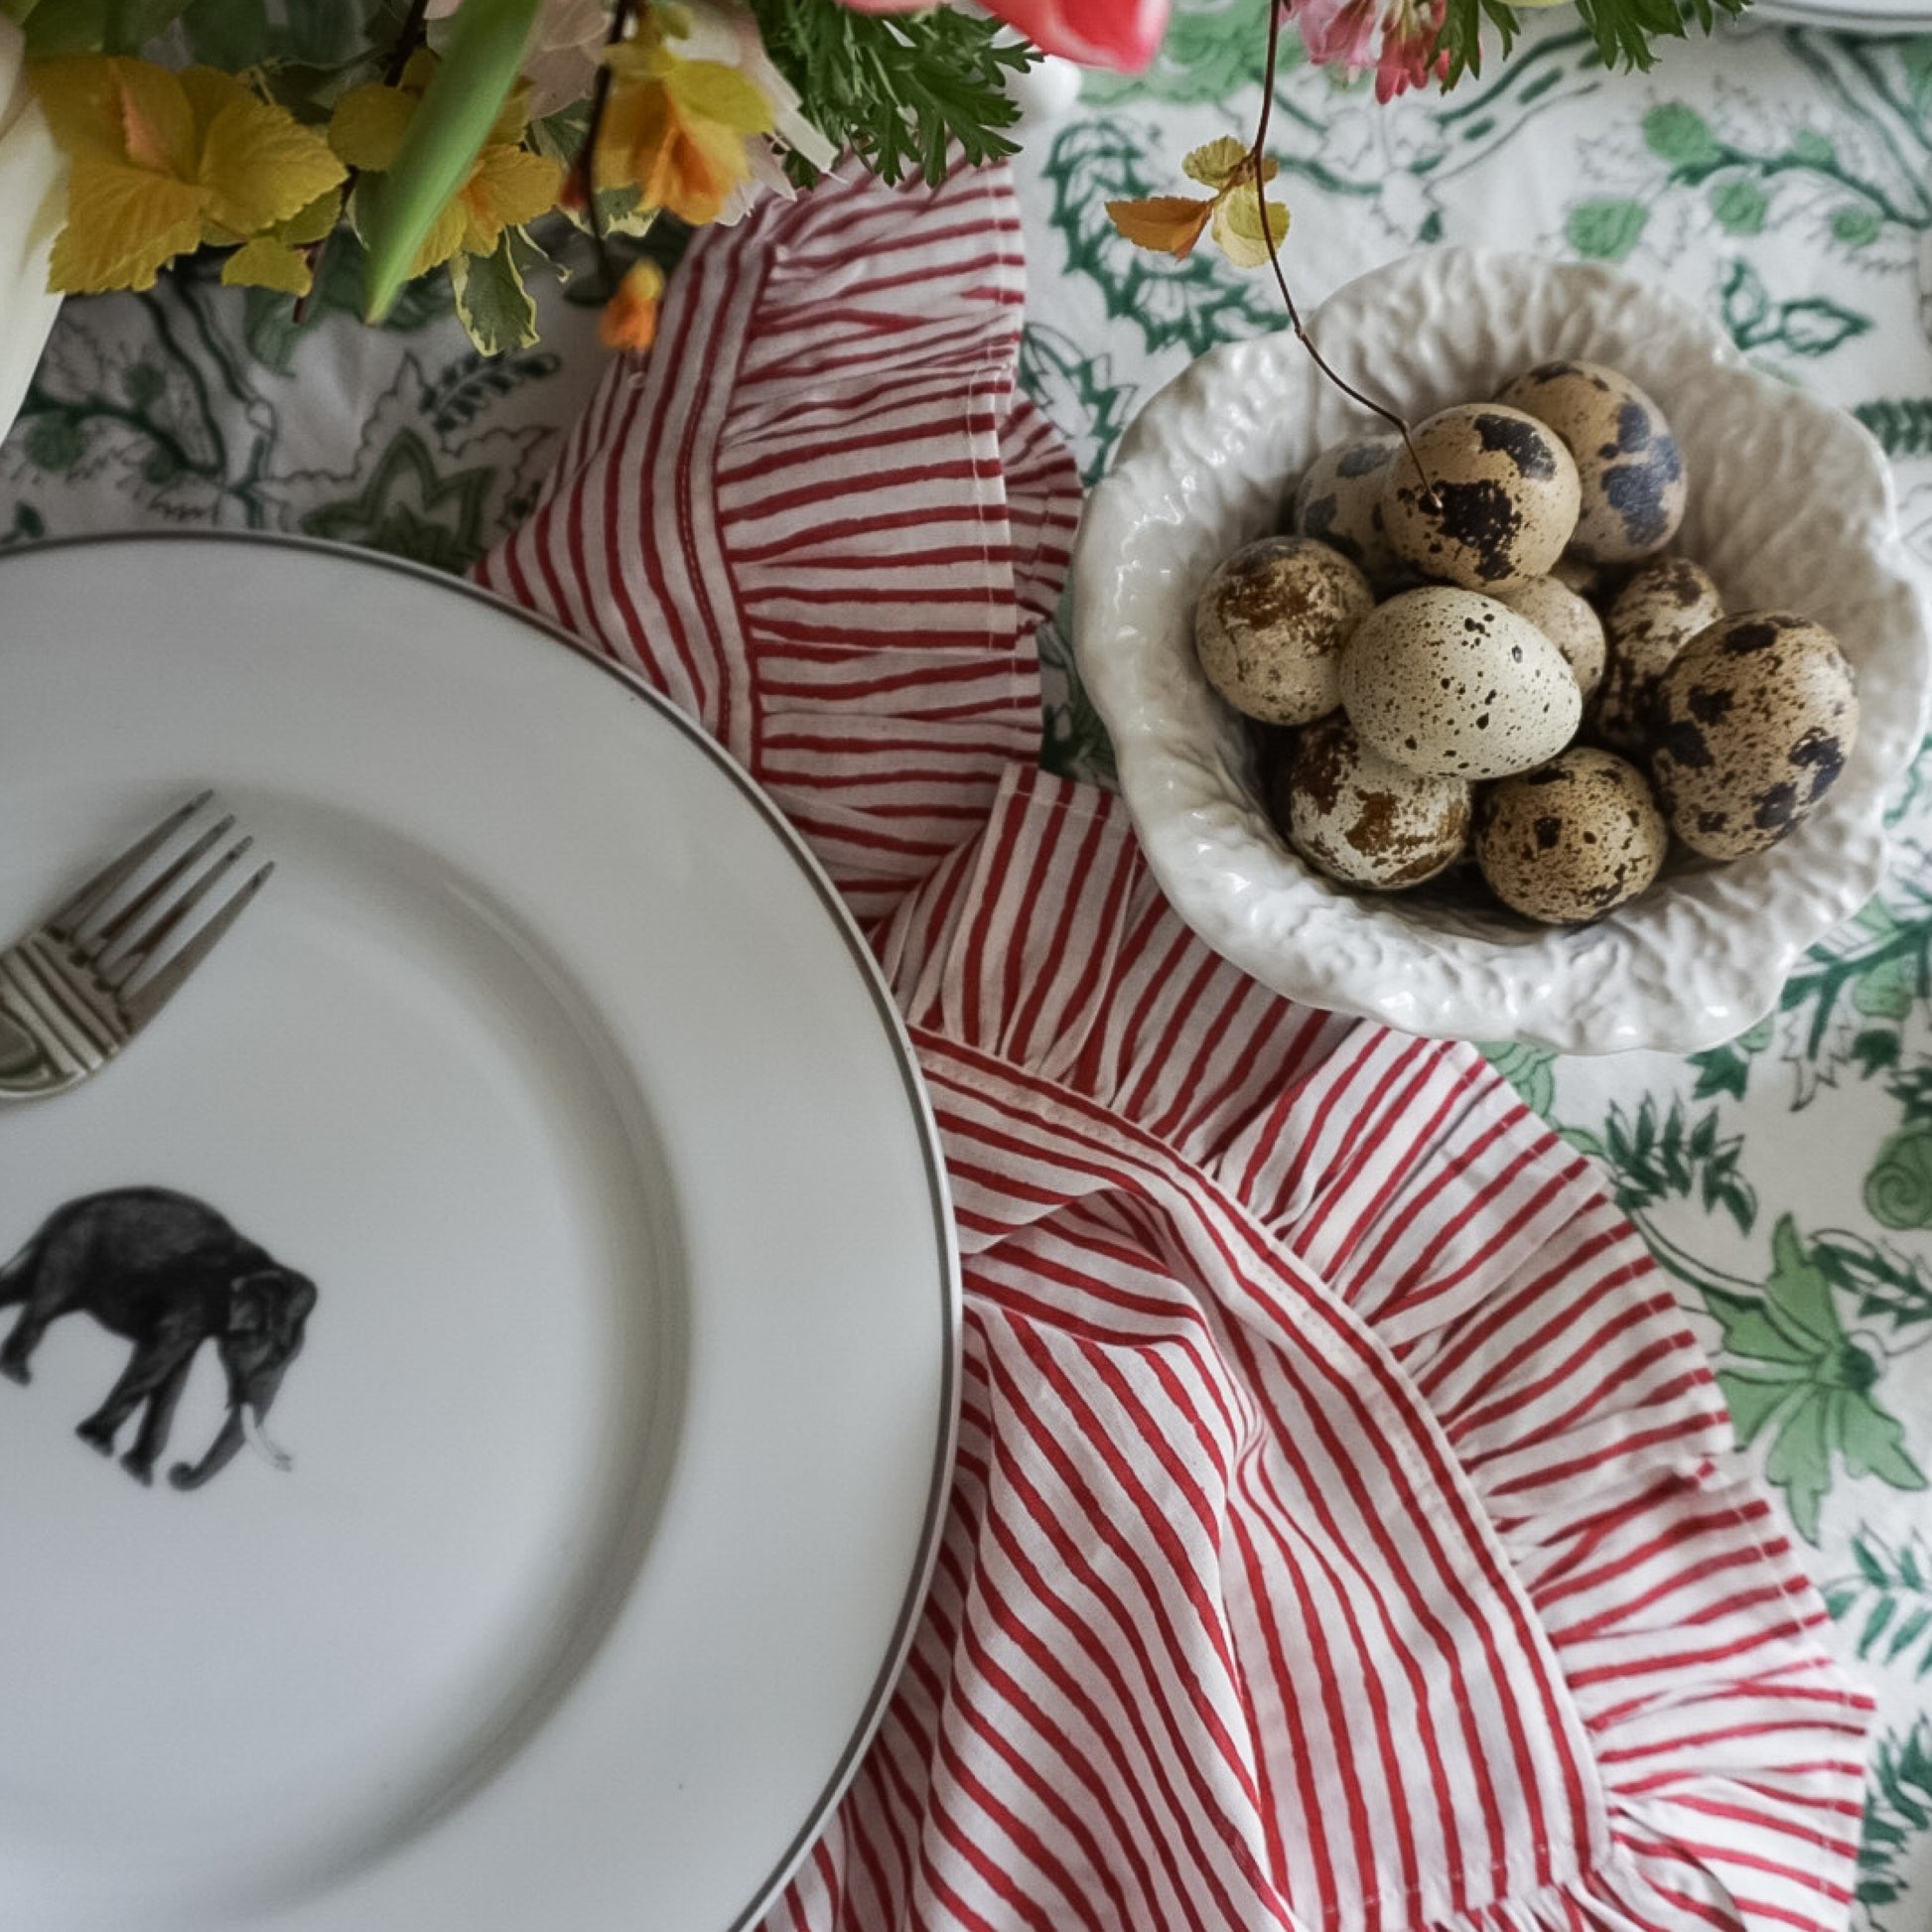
[832,0,1170,71]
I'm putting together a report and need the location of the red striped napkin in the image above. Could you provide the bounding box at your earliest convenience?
[479,161,1870,1932]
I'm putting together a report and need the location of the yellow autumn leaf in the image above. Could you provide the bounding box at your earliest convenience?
[1182,135,1249,190]
[199,93,345,238]
[115,59,195,177]
[279,188,345,248]
[47,156,205,291]
[1213,188,1290,269]
[1105,195,1214,259]
[408,194,470,275]
[178,65,251,137]
[29,57,129,163]
[329,80,417,172]
[462,144,563,254]
[221,234,313,295]
[664,60,774,135]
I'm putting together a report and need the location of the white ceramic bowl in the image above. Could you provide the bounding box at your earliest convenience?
[1073,247,1932,1054]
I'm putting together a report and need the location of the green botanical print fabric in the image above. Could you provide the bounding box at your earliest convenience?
[9,4,1932,1915]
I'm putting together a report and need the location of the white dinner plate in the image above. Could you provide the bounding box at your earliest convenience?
[0,535,958,1932]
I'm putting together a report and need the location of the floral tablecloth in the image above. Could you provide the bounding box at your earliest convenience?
[8,4,1932,1920]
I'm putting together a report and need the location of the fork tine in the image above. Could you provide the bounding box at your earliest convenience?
[84,816,236,960]
[101,834,254,988]
[46,791,215,941]
[121,862,275,1027]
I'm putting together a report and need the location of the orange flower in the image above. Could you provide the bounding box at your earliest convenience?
[601,258,664,351]
[594,22,772,228]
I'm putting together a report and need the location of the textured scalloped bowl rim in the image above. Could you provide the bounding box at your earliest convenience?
[1073,247,1932,1055]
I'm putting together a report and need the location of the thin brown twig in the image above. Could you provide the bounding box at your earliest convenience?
[579,0,640,296]
[1250,9,1435,495]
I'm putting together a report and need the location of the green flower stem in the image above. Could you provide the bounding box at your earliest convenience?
[360,0,545,323]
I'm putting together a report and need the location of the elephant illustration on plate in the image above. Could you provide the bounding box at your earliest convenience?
[0,1187,317,1490]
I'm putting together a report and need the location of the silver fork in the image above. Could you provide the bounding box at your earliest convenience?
[0,794,274,1101]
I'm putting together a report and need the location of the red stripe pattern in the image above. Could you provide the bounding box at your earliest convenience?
[478,159,1870,1932]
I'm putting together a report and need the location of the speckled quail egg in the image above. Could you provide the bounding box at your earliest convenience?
[1269,709,1473,891]
[1492,575,1606,701]
[1593,556,1725,758]
[1650,612,1860,859]
[1381,403,1582,591]
[1338,586,1584,780]
[1496,361,1687,565]
[1292,434,1402,584]
[1551,551,1617,604]
[1194,535,1374,727]
[1474,747,1669,924]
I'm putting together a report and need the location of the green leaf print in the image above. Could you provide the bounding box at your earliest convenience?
[1572,1096,1756,1232]
[1479,1041,1557,1119]
[1860,1718,1932,1920]
[299,429,499,573]
[1042,118,1281,357]
[1706,1217,1926,1542]
[1566,198,1649,261]
[1642,101,1719,165]
[1856,399,1932,460]
[1834,204,1884,248]
[1710,179,1767,234]
[1828,1533,1932,1679]
[1018,325,1141,487]
[1688,1015,1775,1103]
[1777,298,1871,356]
[1868,1127,1932,1231]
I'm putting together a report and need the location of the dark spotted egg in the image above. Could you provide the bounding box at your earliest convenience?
[1497,361,1687,566]
[1593,556,1724,758]
[1193,535,1375,727]
[1270,709,1472,891]
[1292,434,1402,585]
[1650,612,1860,859]
[1381,404,1581,592]
[1474,747,1668,924]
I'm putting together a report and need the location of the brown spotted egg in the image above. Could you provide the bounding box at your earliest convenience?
[1492,575,1606,701]
[1474,747,1668,924]
[1270,710,1472,891]
[1496,361,1687,565]
[1338,587,1583,780]
[1292,434,1402,584]
[1194,536,1374,727]
[1381,403,1581,591]
[1593,556,1725,758]
[1651,612,1860,859]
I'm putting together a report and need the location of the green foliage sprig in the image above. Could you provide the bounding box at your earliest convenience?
[1438,0,1750,88]
[746,0,1036,187]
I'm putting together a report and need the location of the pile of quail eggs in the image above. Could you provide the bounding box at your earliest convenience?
[1192,360,1862,925]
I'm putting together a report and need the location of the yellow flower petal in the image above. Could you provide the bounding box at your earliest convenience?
[112,60,195,178]
[1211,190,1290,269]
[221,235,313,295]
[329,81,417,173]
[48,156,206,292]
[600,258,663,352]
[1182,136,1249,190]
[663,60,773,135]
[30,57,129,165]
[199,93,345,236]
